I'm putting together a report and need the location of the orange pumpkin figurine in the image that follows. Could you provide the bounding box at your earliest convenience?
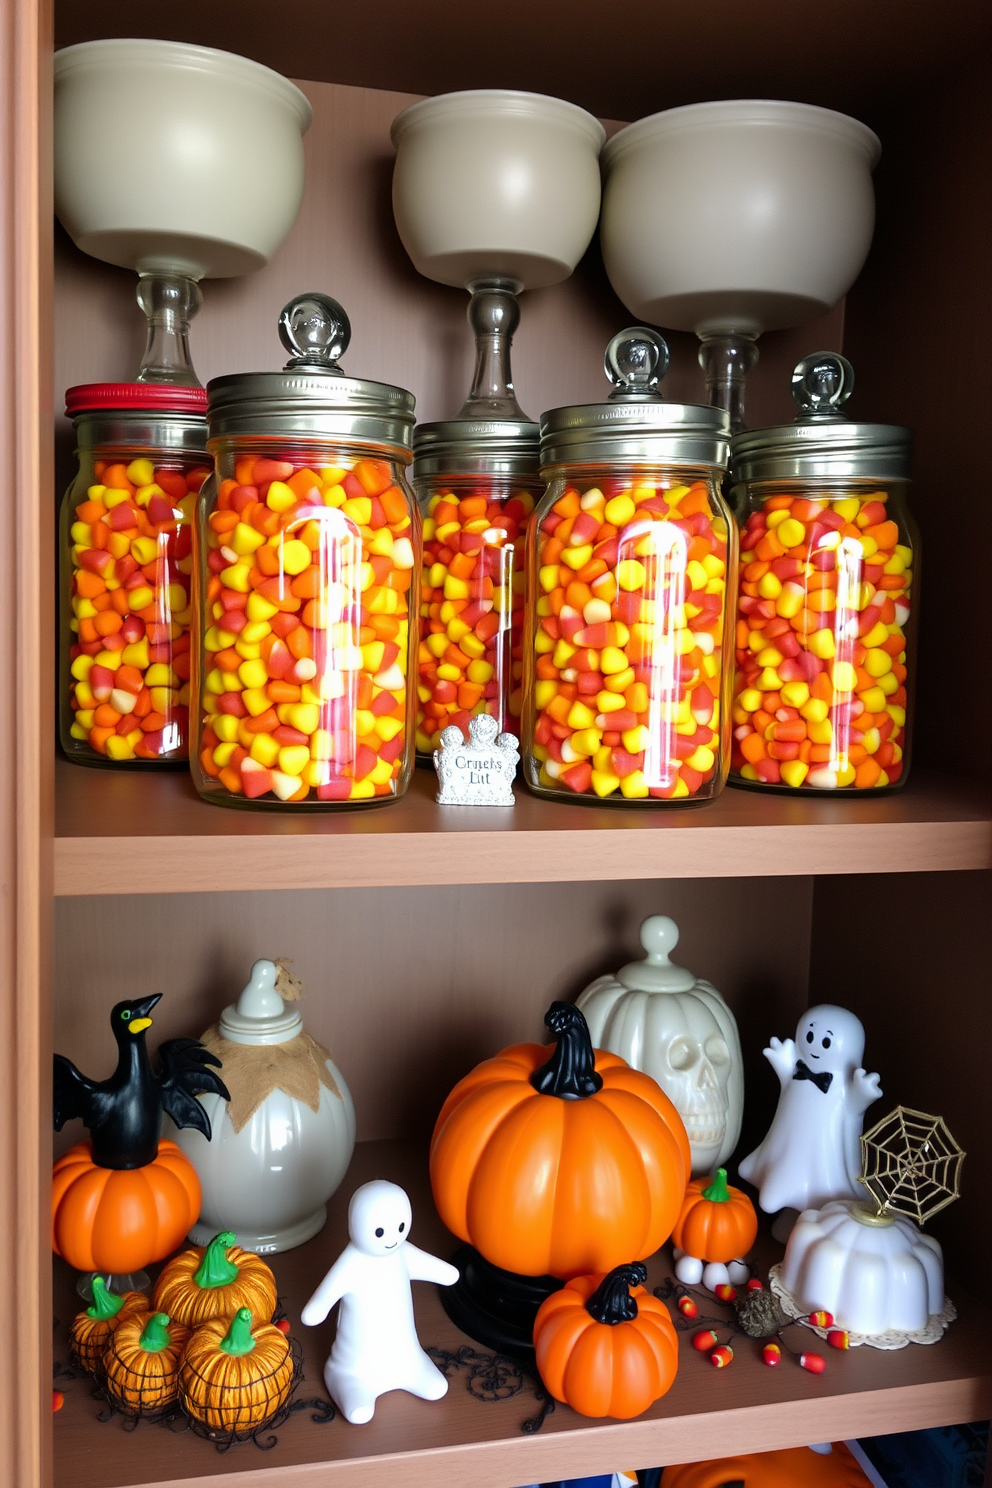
[52,996,228,1277]
[533,1262,678,1418]
[69,1276,148,1376]
[659,1442,874,1487]
[431,1002,691,1281]
[673,1166,758,1270]
[153,1232,278,1329]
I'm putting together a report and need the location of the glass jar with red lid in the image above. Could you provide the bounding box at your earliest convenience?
[59,382,208,766]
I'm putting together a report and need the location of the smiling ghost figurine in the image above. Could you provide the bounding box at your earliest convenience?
[300,1179,458,1424]
[738,1005,882,1216]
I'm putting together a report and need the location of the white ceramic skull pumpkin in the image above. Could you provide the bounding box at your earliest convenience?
[780,1199,945,1335]
[576,916,743,1176]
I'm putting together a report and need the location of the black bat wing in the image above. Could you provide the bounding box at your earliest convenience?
[53,1054,97,1130]
[157,1038,230,1139]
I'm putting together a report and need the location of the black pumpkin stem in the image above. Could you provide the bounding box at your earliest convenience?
[585,1263,648,1325]
[531,1003,603,1099]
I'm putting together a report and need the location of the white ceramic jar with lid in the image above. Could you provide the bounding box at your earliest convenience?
[576,915,743,1176]
[171,958,356,1253]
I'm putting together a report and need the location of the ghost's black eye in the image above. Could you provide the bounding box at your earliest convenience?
[398,1222,405,1233]
[375,1227,384,1238]
[121,1010,131,1021]
[822,1037,832,1049]
[805,1029,814,1043]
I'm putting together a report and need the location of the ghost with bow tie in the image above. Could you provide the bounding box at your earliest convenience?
[739,1005,882,1215]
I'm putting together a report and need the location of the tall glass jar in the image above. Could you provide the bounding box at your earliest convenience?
[729,353,916,793]
[60,383,209,765]
[191,294,418,808]
[413,420,540,756]
[522,329,733,805]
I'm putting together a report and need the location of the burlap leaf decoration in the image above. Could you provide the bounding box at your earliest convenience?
[274,959,304,1002]
[200,1024,342,1134]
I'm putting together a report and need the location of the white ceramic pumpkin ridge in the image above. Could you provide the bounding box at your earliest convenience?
[779,1198,945,1336]
[576,915,743,1175]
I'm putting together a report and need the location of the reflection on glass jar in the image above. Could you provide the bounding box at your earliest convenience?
[728,352,916,794]
[417,476,538,755]
[194,446,417,806]
[60,384,209,766]
[524,465,734,803]
[732,482,915,791]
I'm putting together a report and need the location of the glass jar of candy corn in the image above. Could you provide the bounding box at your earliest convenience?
[413,419,541,756]
[522,328,733,805]
[729,352,916,793]
[60,383,209,766]
[191,293,418,809]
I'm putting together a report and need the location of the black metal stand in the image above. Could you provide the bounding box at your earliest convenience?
[440,1245,563,1361]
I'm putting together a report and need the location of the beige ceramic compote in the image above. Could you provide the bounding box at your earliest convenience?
[600,100,880,428]
[54,38,313,385]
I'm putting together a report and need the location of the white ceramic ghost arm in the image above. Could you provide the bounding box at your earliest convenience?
[403,1242,459,1287]
[764,1036,796,1084]
[301,1250,353,1327]
[849,1068,883,1113]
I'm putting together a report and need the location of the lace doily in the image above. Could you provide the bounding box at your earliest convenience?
[769,1264,956,1350]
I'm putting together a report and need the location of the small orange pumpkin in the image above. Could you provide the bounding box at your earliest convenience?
[153,1231,278,1328]
[672,1167,758,1263]
[70,1277,148,1375]
[180,1307,294,1434]
[533,1262,679,1418]
[52,1139,201,1274]
[103,1311,190,1416]
[659,1442,873,1487]
[431,1002,690,1279]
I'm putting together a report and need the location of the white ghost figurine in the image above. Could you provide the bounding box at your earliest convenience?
[301,1179,459,1424]
[738,1005,882,1215]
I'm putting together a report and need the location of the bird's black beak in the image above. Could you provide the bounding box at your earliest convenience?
[128,993,161,1035]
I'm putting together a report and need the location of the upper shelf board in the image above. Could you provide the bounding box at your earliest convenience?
[54,0,992,124]
[54,761,992,895]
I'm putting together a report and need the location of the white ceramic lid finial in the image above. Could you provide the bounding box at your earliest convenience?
[219,958,303,1045]
[617,915,697,992]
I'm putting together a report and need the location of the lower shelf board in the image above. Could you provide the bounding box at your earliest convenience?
[52,1140,992,1488]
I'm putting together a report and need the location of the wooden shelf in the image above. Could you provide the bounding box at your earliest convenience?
[52,1139,992,1488]
[54,760,992,896]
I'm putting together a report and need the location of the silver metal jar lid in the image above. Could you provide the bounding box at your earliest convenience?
[540,328,731,469]
[413,417,540,479]
[730,352,913,483]
[206,293,416,454]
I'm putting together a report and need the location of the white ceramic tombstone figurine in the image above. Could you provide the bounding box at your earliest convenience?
[576,916,743,1177]
[739,1005,882,1216]
[301,1180,459,1424]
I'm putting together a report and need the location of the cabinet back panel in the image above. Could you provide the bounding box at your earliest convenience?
[54,876,812,1154]
[809,869,991,1281]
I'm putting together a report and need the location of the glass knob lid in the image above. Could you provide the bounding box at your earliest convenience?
[279,292,352,373]
[791,350,855,421]
[605,326,670,402]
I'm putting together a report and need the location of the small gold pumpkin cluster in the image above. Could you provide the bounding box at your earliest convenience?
[69,1232,295,1435]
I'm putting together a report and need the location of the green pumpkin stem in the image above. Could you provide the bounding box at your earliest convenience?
[193,1231,240,1289]
[585,1263,648,1325]
[531,1003,603,1099]
[702,1168,731,1204]
[138,1313,172,1353]
[86,1275,124,1321]
[219,1307,256,1357]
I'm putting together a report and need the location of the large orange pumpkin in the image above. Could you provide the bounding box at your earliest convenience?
[672,1167,758,1263]
[52,1139,201,1274]
[431,1002,690,1279]
[534,1262,679,1419]
[659,1442,872,1487]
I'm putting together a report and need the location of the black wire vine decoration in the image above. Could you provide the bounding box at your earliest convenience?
[427,1344,556,1433]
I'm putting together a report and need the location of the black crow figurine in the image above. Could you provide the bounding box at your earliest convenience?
[54,994,230,1169]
